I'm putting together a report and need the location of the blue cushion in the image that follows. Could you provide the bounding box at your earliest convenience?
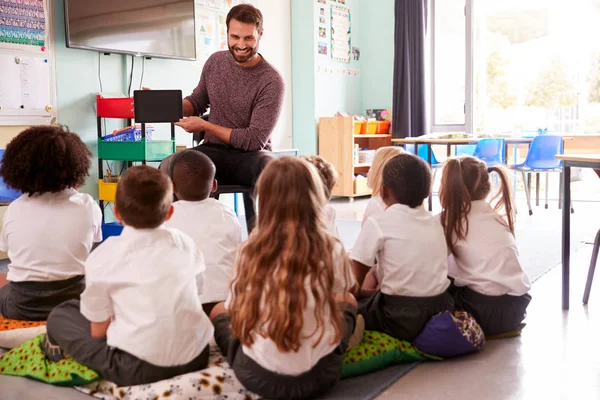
[412,311,485,358]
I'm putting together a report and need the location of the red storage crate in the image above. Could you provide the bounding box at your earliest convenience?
[96,95,134,119]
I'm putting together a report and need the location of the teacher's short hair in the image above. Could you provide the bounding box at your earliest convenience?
[116,166,172,229]
[227,4,263,33]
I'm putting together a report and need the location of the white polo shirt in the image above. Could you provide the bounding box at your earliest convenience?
[164,198,242,304]
[351,203,450,297]
[80,226,214,367]
[226,243,354,375]
[448,200,531,296]
[362,196,386,225]
[0,189,102,282]
[324,204,340,237]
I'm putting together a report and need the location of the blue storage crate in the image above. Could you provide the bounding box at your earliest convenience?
[102,126,154,142]
[101,222,124,240]
[0,150,22,203]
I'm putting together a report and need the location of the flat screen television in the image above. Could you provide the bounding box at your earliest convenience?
[64,0,196,61]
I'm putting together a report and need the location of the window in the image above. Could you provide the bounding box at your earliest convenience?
[430,0,472,133]
[431,0,600,135]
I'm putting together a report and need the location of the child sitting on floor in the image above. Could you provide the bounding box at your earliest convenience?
[363,146,404,224]
[438,156,531,336]
[351,153,454,341]
[45,166,213,386]
[300,155,340,236]
[209,156,357,400]
[0,125,102,321]
[164,149,242,316]
[359,146,404,296]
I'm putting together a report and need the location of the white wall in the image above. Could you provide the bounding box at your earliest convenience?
[256,0,293,150]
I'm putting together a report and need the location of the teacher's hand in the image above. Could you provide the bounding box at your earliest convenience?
[175,116,206,133]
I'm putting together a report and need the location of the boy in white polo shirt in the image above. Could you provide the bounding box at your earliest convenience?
[164,150,242,316]
[0,125,102,321]
[351,153,454,341]
[45,166,213,386]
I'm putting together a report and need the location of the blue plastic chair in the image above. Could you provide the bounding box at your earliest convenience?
[404,143,442,168]
[473,138,506,167]
[454,144,476,157]
[509,135,570,215]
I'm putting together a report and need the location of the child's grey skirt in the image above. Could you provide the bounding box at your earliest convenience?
[0,275,85,321]
[358,290,455,342]
[450,285,531,336]
[213,303,357,400]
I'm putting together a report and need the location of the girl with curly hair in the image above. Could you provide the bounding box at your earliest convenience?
[0,125,102,321]
[209,156,357,399]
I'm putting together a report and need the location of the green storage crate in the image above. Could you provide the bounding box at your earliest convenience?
[98,139,175,161]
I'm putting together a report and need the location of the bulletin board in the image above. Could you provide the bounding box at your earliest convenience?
[0,0,57,126]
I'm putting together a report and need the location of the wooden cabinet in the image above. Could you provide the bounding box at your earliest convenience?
[318,117,392,198]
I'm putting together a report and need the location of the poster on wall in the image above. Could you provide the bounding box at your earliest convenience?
[330,5,351,63]
[217,14,228,50]
[196,8,216,62]
[0,0,46,48]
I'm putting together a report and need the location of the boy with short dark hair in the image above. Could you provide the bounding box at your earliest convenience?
[45,166,213,386]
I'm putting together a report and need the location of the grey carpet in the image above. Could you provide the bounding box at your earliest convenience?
[0,343,418,400]
[316,363,419,400]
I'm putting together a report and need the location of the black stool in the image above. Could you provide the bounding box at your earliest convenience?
[213,185,255,233]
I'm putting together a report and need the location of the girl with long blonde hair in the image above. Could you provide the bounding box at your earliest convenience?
[209,156,357,399]
[363,146,404,224]
[439,156,531,337]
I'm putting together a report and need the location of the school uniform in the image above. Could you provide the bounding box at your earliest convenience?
[351,203,454,341]
[164,198,242,313]
[45,226,214,387]
[362,195,386,225]
[0,189,102,320]
[213,243,356,399]
[324,204,340,237]
[447,200,532,336]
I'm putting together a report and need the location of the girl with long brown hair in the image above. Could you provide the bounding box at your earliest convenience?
[439,156,531,337]
[209,156,357,400]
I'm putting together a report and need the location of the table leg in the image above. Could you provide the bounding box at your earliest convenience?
[428,144,433,212]
[562,164,571,310]
[447,144,451,158]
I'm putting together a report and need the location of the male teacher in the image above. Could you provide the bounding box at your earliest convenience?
[163,4,284,229]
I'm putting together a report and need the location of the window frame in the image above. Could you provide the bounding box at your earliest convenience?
[429,0,474,134]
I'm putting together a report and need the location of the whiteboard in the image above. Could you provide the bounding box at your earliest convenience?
[0,0,57,126]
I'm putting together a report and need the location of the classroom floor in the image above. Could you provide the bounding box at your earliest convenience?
[329,177,600,400]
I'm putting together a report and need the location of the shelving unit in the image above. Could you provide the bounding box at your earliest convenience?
[318,116,392,198]
[96,94,175,227]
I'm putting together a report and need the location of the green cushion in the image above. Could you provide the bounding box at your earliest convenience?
[0,334,101,386]
[342,331,439,379]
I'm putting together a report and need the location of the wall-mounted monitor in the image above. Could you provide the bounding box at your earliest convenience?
[64,0,196,61]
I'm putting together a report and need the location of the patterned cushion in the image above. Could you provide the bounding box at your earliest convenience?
[0,316,47,349]
[342,331,435,379]
[75,342,258,400]
[0,334,101,386]
[412,311,485,358]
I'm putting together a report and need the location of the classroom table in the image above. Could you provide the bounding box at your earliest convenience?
[555,154,600,310]
[391,137,533,210]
